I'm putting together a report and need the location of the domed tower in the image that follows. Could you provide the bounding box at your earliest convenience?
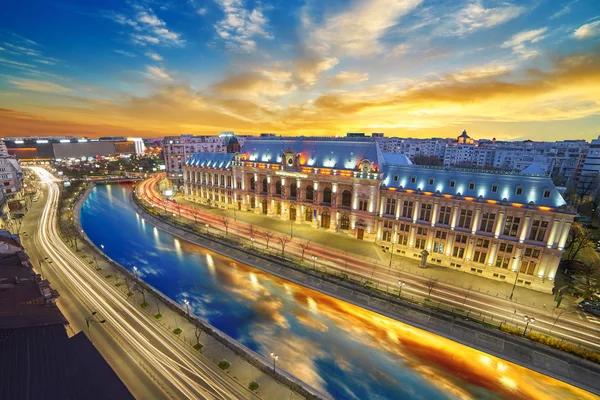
[225,135,241,153]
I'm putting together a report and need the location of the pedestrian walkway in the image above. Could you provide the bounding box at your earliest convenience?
[173,194,560,311]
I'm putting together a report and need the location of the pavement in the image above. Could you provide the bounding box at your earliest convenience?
[24,167,309,400]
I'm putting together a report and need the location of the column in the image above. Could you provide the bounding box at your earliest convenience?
[495,211,506,238]
[471,207,482,234]
[550,219,565,248]
[545,218,560,249]
[450,205,460,230]
[431,202,439,228]
[379,196,386,216]
[464,238,475,261]
[352,183,359,210]
[377,220,383,240]
[445,233,455,257]
[557,222,572,251]
[511,248,523,272]
[395,196,402,220]
[545,255,560,281]
[409,225,416,248]
[487,243,498,267]
[426,228,434,251]
[536,254,550,279]
[519,214,532,244]
[412,200,420,223]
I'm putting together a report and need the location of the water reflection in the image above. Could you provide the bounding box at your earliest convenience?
[80,184,597,400]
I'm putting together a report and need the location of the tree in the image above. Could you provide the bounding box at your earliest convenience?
[219,216,229,235]
[412,154,442,166]
[137,282,147,304]
[300,240,311,260]
[278,235,292,255]
[571,261,600,298]
[260,230,275,249]
[576,173,599,203]
[427,278,438,300]
[195,325,202,347]
[565,226,593,261]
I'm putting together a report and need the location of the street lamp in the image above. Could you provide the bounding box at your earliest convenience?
[86,311,106,338]
[100,244,105,250]
[398,280,406,297]
[38,257,52,280]
[205,223,209,234]
[250,237,255,249]
[510,255,527,300]
[311,255,317,269]
[270,352,279,373]
[184,299,190,316]
[389,240,396,267]
[523,315,535,336]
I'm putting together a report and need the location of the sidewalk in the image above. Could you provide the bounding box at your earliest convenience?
[173,194,560,311]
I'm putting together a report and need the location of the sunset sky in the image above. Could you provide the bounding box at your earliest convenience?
[0,0,599,140]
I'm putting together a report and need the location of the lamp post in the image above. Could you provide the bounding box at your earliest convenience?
[523,315,535,336]
[398,280,406,298]
[205,224,209,234]
[184,299,190,316]
[270,352,279,373]
[510,255,527,300]
[250,237,255,249]
[311,255,317,269]
[85,311,106,340]
[389,240,396,267]
[100,244,105,250]
[38,257,52,280]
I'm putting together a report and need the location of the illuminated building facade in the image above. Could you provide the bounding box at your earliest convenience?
[183,138,574,293]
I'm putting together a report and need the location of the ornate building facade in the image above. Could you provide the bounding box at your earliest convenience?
[183,137,575,293]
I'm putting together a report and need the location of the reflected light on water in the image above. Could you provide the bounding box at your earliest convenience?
[205,254,215,276]
[153,226,159,239]
[249,272,259,288]
[307,297,319,313]
[499,376,518,390]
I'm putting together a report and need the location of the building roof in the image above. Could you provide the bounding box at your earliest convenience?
[0,325,134,400]
[382,153,413,166]
[240,138,383,170]
[186,152,234,168]
[381,164,567,208]
[520,163,547,176]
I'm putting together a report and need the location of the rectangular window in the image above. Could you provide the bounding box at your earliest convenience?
[236,181,242,189]
[359,200,368,211]
[433,242,445,254]
[429,178,435,185]
[453,246,465,258]
[398,234,408,246]
[415,238,426,249]
[382,230,392,242]
[419,203,432,222]
[417,227,428,236]
[450,180,456,188]
[515,187,523,195]
[495,256,510,269]
[473,251,487,264]
[543,190,551,198]
[402,201,414,218]
[393,175,399,182]
[529,220,548,242]
[385,198,397,215]
[468,182,475,190]
[491,185,498,193]
[455,234,468,244]
[476,238,490,248]
[520,260,537,275]
[411,176,416,183]
[227,176,232,187]
[479,212,496,232]
[458,209,473,229]
[438,206,451,225]
[503,216,521,237]
[435,230,447,239]
[383,220,393,229]
[399,223,410,232]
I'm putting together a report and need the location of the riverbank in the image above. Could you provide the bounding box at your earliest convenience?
[70,182,326,400]
[130,183,600,395]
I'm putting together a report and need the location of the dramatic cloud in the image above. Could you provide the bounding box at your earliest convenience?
[442,0,525,36]
[214,0,272,52]
[8,78,72,93]
[211,69,297,99]
[293,55,339,86]
[305,0,421,57]
[144,65,172,81]
[331,71,370,86]
[502,27,547,59]
[108,7,184,47]
[573,20,600,39]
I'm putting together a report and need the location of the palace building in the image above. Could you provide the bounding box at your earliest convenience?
[183,137,575,293]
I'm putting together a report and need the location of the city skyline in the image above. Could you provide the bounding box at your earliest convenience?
[1,0,599,140]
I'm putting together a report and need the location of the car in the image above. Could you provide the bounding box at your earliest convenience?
[168,198,177,203]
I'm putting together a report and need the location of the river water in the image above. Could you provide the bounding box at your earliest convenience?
[80,184,595,400]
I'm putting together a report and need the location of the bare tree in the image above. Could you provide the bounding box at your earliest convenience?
[219,216,229,235]
[137,282,147,304]
[571,261,600,298]
[260,230,275,249]
[278,235,292,255]
[194,325,203,349]
[427,278,438,300]
[565,226,593,261]
[124,274,134,295]
[300,240,311,260]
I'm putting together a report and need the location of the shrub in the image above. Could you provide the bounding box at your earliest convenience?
[218,360,231,370]
[141,302,149,308]
[173,328,182,335]
[193,343,203,351]
[248,381,259,391]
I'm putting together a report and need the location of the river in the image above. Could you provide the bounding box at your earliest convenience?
[80,183,595,400]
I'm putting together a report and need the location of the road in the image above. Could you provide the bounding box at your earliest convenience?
[26,167,260,400]
[137,174,600,352]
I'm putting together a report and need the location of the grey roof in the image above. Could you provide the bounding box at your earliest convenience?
[520,163,547,175]
[382,153,413,166]
[186,152,234,168]
[381,164,567,208]
[240,138,383,170]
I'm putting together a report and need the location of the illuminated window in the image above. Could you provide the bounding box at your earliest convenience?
[438,206,451,225]
[529,220,548,242]
[515,186,523,195]
[479,212,496,232]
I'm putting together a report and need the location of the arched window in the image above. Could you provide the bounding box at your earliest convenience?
[305,207,313,222]
[262,178,268,193]
[323,187,332,204]
[276,181,282,195]
[250,196,256,208]
[342,190,352,207]
[321,209,331,228]
[306,185,314,200]
[250,177,256,191]
[290,183,297,198]
[340,215,350,230]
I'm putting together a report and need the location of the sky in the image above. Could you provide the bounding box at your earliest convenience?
[0,0,599,141]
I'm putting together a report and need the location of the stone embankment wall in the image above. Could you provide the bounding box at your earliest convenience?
[130,189,600,396]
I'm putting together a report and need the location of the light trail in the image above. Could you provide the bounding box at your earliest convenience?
[30,167,259,400]
[137,174,600,351]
